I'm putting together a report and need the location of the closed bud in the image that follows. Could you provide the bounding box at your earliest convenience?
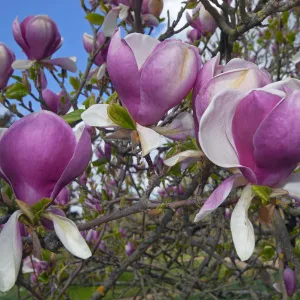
[0,43,15,89]
[13,15,62,60]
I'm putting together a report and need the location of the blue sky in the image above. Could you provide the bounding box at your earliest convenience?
[0,0,185,114]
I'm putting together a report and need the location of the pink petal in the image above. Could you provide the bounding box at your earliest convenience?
[194,174,248,222]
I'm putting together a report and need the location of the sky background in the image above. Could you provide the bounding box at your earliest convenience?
[0,0,188,114]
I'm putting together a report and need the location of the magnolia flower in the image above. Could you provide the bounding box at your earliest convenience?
[107,30,201,126]
[41,89,71,115]
[194,78,300,261]
[187,29,202,43]
[193,53,271,135]
[83,32,109,67]
[12,15,77,72]
[96,142,112,160]
[22,256,49,284]
[284,267,297,296]
[0,43,15,89]
[186,3,219,36]
[142,0,163,17]
[0,111,92,292]
[164,56,271,168]
[125,241,135,256]
[54,187,71,206]
[82,31,200,156]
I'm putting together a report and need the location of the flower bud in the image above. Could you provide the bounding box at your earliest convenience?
[125,241,135,256]
[142,0,163,17]
[54,187,71,206]
[187,29,201,43]
[225,208,231,220]
[0,43,15,89]
[41,89,71,115]
[107,30,201,126]
[83,32,109,67]
[13,15,62,60]
[119,227,126,238]
[284,267,297,296]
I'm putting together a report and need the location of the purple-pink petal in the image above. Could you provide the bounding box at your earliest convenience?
[253,90,300,186]
[51,125,92,199]
[107,30,141,119]
[138,41,199,125]
[0,111,76,205]
[0,43,15,89]
[232,89,283,185]
[194,174,248,222]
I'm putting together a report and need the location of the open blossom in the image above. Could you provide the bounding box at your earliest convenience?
[12,15,77,72]
[194,78,300,261]
[0,111,92,292]
[0,43,15,89]
[41,89,72,115]
[193,53,271,135]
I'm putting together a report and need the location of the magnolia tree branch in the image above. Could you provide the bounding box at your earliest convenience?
[90,209,174,300]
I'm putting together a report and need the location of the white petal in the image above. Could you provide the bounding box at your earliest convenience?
[136,123,164,156]
[97,63,106,80]
[124,33,160,69]
[279,172,300,199]
[230,185,255,261]
[119,4,129,20]
[199,89,246,168]
[44,213,91,259]
[81,104,118,128]
[0,210,23,292]
[12,60,34,70]
[102,10,118,37]
[164,150,203,167]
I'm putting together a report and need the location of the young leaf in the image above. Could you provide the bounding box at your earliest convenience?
[6,83,28,100]
[69,76,80,90]
[62,109,85,124]
[107,104,136,130]
[85,13,105,25]
[252,185,273,205]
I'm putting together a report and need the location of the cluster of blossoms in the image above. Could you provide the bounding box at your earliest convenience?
[0,3,299,295]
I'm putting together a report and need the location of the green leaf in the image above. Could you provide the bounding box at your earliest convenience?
[282,11,289,25]
[106,91,118,104]
[6,83,28,100]
[107,104,136,130]
[252,185,273,205]
[261,245,275,261]
[62,109,85,124]
[31,198,51,220]
[287,32,296,44]
[82,94,96,109]
[275,31,284,43]
[69,76,80,90]
[16,199,35,223]
[85,13,105,25]
[11,75,22,83]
